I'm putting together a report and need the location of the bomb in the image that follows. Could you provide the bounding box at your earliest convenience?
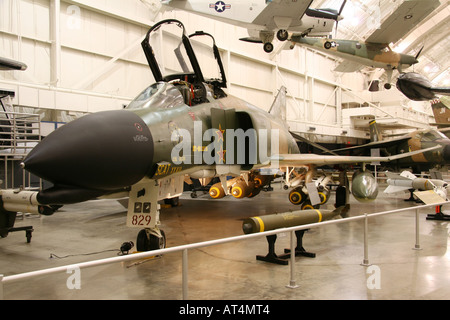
[242,205,349,234]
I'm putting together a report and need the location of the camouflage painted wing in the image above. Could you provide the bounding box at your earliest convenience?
[271,145,441,167]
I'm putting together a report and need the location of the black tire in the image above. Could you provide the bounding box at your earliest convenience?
[277,29,288,41]
[263,42,274,53]
[136,229,166,251]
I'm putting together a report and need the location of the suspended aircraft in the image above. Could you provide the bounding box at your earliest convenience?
[0,56,27,71]
[396,72,450,101]
[291,0,440,89]
[0,19,439,250]
[160,0,347,53]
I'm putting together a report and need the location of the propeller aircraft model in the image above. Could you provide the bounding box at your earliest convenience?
[291,0,440,89]
[160,0,347,53]
[0,19,440,250]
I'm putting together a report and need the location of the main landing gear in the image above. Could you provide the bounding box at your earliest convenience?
[261,29,289,53]
[136,228,166,251]
[127,179,177,252]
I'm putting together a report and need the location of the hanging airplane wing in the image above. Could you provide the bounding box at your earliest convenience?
[334,60,365,73]
[271,145,441,167]
[331,136,412,154]
[365,0,440,44]
[252,0,314,30]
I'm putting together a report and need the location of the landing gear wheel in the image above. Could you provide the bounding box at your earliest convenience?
[324,41,332,49]
[164,196,179,207]
[136,229,166,251]
[276,29,288,41]
[384,83,392,90]
[263,42,274,53]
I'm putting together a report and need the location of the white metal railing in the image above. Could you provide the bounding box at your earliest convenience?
[1,201,448,300]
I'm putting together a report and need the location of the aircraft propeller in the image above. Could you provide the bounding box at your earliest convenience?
[415,45,424,61]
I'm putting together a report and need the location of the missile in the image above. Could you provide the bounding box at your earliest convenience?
[0,190,55,215]
[242,205,349,234]
[385,171,449,199]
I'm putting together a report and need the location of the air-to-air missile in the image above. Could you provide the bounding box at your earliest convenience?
[384,170,449,201]
[396,72,450,101]
[0,19,440,250]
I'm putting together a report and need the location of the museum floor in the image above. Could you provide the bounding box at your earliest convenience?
[1,181,449,300]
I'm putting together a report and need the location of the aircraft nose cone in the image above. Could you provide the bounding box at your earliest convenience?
[23,110,154,190]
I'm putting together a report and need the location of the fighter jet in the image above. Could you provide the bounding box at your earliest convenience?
[291,0,440,89]
[396,72,450,101]
[0,19,439,250]
[160,0,346,53]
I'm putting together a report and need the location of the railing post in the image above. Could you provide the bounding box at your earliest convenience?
[361,213,371,266]
[286,230,299,289]
[1,274,4,300]
[182,249,188,300]
[413,208,422,250]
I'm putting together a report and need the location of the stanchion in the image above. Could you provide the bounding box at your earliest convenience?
[413,208,422,251]
[0,274,3,300]
[361,213,371,266]
[182,249,188,300]
[286,231,299,289]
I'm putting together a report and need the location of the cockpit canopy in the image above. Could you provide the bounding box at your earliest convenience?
[126,82,185,110]
[136,19,226,108]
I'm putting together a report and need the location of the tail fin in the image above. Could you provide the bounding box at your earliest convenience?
[431,97,450,127]
[269,86,287,123]
[384,170,416,194]
[369,119,382,142]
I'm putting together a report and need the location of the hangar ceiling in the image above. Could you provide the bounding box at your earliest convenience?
[312,0,450,86]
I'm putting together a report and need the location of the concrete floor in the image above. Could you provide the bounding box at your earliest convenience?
[1,181,449,300]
